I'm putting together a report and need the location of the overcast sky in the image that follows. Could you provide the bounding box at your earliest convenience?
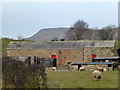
[1,2,118,39]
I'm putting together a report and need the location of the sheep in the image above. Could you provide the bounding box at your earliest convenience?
[117,65,120,71]
[79,66,85,71]
[103,68,107,72]
[92,70,102,81]
[90,68,94,72]
[51,67,57,71]
[97,66,104,72]
[96,66,107,72]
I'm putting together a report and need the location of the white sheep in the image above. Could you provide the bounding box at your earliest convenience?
[79,67,85,71]
[117,65,120,71]
[97,66,104,72]
[51,67,57,71]
[90,68,94,72]
[92,70,102,81]
[97,66,107,72]
[103,68,107,72]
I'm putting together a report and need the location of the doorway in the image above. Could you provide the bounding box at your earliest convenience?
[52,58,57,67]
[51,55,57,67]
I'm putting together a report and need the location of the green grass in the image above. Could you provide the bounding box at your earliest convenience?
[1,39,13,57]
[47,71,118,88]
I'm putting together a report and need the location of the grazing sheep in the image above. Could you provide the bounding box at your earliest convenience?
[92,70,102,81]
[79,67,85,71]
[51,67,57,71]
[103,68,107,72]
[97,66,104,72]
[90,68,94,72]
[117,65,120,71]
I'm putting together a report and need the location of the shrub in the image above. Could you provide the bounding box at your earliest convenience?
[16,64,47,88]
[2,57,25,88]
[2,57,47,88]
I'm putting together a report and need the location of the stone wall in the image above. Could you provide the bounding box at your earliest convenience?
[83,47,115,62]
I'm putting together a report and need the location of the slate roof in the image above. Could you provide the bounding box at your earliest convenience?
[7,40,116,50]
[92,56,120,60]
[70,62,114,65]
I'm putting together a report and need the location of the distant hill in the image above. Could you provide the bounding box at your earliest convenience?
[25,27,118,41]
[25,28,68,41]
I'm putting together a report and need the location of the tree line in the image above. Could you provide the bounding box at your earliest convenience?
[64,20,118,40]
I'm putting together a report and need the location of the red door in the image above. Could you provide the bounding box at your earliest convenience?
[51,55,57,67]
[51,55,56,58]
[92,54,96,58]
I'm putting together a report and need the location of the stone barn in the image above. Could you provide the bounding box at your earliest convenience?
[7,40,117,66]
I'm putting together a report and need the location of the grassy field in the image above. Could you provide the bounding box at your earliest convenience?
[47,71,119,88]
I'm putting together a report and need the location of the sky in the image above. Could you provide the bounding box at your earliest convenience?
[118,1,120,27]
[0,1,118,39]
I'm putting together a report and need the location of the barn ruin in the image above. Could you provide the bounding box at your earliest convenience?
[7,40,119,67]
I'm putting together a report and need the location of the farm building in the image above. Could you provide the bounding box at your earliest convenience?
[7,40,119,67]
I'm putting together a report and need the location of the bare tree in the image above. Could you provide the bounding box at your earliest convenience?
[17,34,24,40]
[65,20,89,40]
[90,27,99,40]
[64,27,76,40]
[99,25,116,40]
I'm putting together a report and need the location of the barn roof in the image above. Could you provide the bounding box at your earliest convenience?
[7,40,116,50]
[87,62,114,65]
[70,62,114,65]
[92,56,120,60]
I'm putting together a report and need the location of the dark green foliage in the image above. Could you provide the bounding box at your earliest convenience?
[2,57,47,88]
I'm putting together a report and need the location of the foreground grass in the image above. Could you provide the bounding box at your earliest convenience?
[47,71,118,88]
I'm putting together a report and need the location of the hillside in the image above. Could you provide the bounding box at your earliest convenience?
[25,28,68,41]
[1,39,13,57]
